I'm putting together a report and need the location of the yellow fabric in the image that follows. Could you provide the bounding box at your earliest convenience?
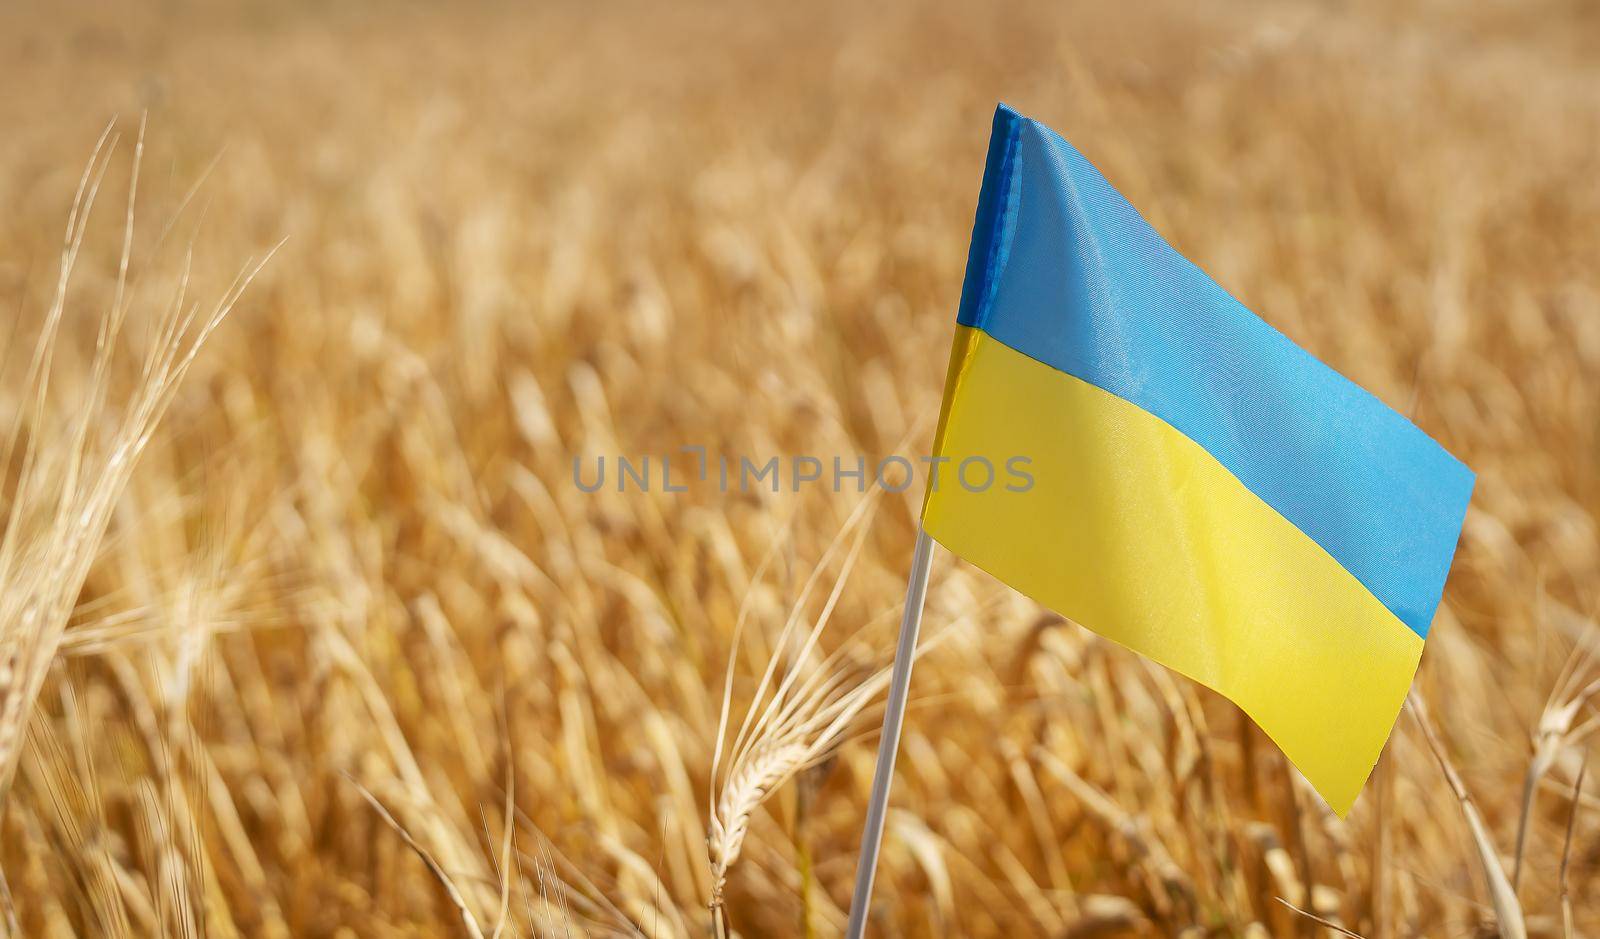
[922,326,1423,814]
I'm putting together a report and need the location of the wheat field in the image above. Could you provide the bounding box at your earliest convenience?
[0,0,1597,936]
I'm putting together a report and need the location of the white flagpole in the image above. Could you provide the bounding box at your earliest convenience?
[843,526,936,939]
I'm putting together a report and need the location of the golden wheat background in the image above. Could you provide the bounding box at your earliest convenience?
[1,0,1597,936]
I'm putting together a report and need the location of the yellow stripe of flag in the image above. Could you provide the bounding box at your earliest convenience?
[924,327,1425,815]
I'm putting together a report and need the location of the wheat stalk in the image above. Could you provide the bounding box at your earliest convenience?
[1557,755,1585,939]
[0,124,276,803]
[1409,691,1527,939]
[707,494,897,933]
[1511,637,1600,889]
[708,739,810,895]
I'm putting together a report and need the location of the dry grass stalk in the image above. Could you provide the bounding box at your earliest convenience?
[347,774,488,939]
[1512,640,1600,889]
[1557,756,1585,939]
[1409,692,1527,939]
[1273,897,1364,939]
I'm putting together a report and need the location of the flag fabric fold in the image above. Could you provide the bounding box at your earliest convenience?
[923,104,1474,814]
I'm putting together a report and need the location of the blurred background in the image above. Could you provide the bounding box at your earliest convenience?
[0,0,1597,936]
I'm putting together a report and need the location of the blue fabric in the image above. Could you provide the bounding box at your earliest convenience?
[956,104,1473,639]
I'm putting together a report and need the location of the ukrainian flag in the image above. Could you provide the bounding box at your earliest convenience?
[924,105,1474,814]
